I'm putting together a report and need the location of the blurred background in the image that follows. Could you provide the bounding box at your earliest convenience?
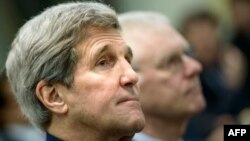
[0,0,250,141]
[0,0,232,70]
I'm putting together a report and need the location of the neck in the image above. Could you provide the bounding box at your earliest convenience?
[142,115,190,141]
[47,115,134,141]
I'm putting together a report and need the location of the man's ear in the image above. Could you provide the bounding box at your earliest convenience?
[36,80,68,114]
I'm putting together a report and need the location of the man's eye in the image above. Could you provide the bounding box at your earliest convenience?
[97,59,108,66]
[169,56,182,65]
[163,56,183,70]
[96,56,115,67]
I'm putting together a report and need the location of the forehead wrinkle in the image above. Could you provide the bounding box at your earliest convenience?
[77,27,121,53]
[77,35,124,64]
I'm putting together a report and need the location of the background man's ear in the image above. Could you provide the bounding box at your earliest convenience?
[36,80,68,114]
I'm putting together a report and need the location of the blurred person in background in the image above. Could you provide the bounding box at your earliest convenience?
[0,71,13,141]
[0,70,45,141]
[5,2,145,141]
[230,0,250,54]
[230,0,250,36]
[229,0,250,113]
[119,11,206,141]
[181,11,246,141]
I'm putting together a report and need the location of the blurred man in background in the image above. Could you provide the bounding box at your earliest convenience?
[119,11,206,141]
[181,11,246,141]
[230,0,250,111]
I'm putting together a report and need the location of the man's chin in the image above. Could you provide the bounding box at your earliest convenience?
[191,99,206,114]
[127,116,145,133]
[135,118,146,132]
[191,93,206,113]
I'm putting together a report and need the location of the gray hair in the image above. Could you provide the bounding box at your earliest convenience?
[118,11,171,71]
[5,1,119,130]
[118,11,170,30]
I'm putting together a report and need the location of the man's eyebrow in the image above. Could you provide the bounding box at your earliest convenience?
[93,45,133,60]
[94,45,110,58]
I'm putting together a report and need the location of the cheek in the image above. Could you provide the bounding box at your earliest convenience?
[141,71,187,107]
[88,83,118,110]
[142,71,183,94]
[72,75,118,112]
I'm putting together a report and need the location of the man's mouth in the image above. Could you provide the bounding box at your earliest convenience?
[117,96,139,105]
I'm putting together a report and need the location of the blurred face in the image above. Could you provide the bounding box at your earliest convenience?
[184,21,219,65]
[59,27,145,136]
[123,25,206,119]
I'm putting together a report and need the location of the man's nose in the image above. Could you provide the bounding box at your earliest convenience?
[119,60,139,87]
[184,56,202,77]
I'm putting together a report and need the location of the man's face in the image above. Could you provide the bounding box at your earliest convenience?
[59,27,145,136]
[123,25,206,118]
